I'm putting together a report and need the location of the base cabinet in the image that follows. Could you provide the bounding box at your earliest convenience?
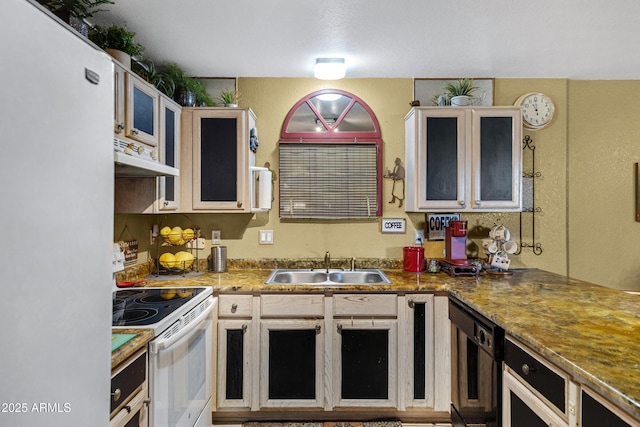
[110,349,148,427]
[580,387,634,427]
[214,292,449,418]
[502,337,575,427]
[217,295,255,410]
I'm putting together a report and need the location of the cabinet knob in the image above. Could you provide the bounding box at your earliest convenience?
[237,201,243,208]
[115,122,125,133]
[521,363,535,376]
[242,324,248,332]
[408,299,415,308]
[337,323,343,332]
[231,303,238,313]
[315,324,322,332]
[475,200,481,206]
[111,388,122,402]
[459,200,466,206]
[132,128,139,135]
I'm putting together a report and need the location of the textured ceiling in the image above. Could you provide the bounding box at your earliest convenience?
[90,0,640,79]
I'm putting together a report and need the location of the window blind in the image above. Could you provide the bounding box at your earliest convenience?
[279,143,379,219]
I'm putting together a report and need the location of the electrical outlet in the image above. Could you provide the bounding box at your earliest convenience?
[186,237,206,250]
[414,230,425,245]
[212,230,221,245]
[259,230,274,245]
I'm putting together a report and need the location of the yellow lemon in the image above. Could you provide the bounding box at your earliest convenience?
[159,252,176,269]
[182,228,195,241]
[160,226,173,243]
[160,289,176,300]
[175,251,194,269]
[177,289,194,298]
[168,226,183,244]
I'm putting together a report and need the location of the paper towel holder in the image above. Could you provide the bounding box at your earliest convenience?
[249,166,272,212]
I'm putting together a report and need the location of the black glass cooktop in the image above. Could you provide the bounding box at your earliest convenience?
[112,287,205,327]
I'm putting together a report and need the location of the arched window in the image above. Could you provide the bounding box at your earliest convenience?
[279,89,383,219]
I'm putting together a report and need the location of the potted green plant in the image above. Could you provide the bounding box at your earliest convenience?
[218,90,241,107]
[132,59,175,98]
[88,23,144,67]
[189,79,215,107]
[37,0,113,36]
[156,63,213,107]
[445,78,478,106]
[157,62,194,106]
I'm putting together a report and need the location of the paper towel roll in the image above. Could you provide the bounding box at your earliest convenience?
[258,170,272,210]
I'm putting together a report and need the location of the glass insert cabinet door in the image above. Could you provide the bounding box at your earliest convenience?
[157,96,180,211]
[417,109,468,210]
[125,72,159,147]
[217,319,252,409]
[191,109,252,211]
[332,319,397,408]
[259,320,324,408]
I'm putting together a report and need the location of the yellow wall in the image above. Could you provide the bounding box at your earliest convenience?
[568,81,640,290]
[114,77,640,290]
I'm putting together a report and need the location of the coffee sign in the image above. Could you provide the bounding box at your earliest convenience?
[427,214,461,240]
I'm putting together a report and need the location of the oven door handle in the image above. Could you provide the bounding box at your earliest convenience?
[150,297,215,354]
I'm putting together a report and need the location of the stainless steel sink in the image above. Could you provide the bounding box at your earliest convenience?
[265,269,391,285]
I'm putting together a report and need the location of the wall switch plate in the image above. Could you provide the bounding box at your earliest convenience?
[211,230,221,245]
[259,230,274,245]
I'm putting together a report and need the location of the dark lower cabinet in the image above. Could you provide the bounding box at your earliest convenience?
[260,320,324,408]
[268,329,316,399]
[341,329,389,399]
[581,389,631,427]
[510,391,548,427]
[333,319,397,407]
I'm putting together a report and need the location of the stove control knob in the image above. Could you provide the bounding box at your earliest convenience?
[479,330,486,345]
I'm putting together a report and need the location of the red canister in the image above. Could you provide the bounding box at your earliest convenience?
[403,246,425,272]
[449,220,467,237]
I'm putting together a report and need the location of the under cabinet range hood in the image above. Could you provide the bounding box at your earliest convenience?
[114,138,179,177]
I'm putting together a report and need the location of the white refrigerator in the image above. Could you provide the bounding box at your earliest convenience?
[0,1,114,426]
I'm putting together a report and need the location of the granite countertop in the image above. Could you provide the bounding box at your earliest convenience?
[129,267,639,421]
[111,328,154,370]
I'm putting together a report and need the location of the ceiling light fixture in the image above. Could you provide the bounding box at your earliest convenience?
[314,58,346,80]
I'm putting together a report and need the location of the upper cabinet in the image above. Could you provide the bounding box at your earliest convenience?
[113,63,159,156]
[181,108,269,213]
[405,107,522,212]
[157,96,181,212]
[125,72,160,148]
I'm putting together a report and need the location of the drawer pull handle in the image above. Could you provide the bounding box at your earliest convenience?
[315,324,321,332]
[521,363,535,375]
[408,299,415,308]
[242,324,247,332]
[111,388,122,402]
[231,303,238,313]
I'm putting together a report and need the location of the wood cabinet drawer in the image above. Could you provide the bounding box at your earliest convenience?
[505,337,567,415]
[261,294,324,317]
[219,294,253,317]
[111,349,146,416]
[333,294,397,317]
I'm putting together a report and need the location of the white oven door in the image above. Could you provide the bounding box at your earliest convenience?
[149,297,214,427]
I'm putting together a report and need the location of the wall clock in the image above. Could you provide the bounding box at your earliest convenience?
[515,92,555,129]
